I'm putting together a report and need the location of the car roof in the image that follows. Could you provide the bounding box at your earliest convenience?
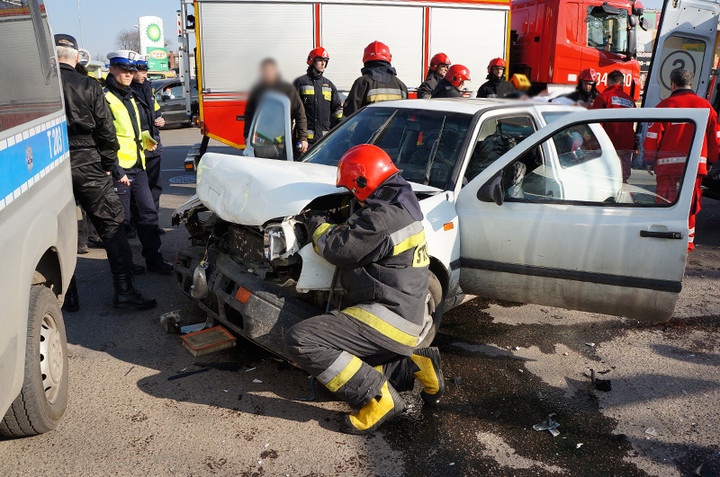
[366,98,583,115]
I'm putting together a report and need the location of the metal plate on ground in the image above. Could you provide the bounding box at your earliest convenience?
[169,174,197,184]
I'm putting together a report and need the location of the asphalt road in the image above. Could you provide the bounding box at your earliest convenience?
[1,127,718,476]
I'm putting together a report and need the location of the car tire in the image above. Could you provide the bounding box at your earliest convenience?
[0,286,69,437]
[417,271,443,348]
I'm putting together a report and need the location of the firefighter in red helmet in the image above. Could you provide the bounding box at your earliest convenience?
[417,52,451,99]
[343,41,408,116]
[431,64,471,98]
[555,68,600,108]
[287,144,444,434]
[293,47,343,145]
[476,57,515,98]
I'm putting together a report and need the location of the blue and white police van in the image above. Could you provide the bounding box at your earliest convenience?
[0,0,75,436]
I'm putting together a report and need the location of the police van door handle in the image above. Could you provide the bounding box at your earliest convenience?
[640,230,684,239]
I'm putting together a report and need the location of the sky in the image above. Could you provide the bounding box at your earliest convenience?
[45,0,182,59]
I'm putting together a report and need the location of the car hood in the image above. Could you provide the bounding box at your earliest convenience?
[196,153,441,226]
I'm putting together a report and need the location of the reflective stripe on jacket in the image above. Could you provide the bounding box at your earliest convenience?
[104,90,145,170]
[344,66,408,116]
[293,70,343,141]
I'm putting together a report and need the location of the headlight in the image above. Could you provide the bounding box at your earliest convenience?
[263,218,302,264]
[263,226,286,261]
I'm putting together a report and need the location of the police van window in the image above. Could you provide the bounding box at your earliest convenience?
[465,115,537,184]
[500,120,694,206]
[0,0,62,133]
[303,107,473,190]
[586,6,629,56]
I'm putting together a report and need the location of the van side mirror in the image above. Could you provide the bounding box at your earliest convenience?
[477,172,505,205]
[639,16,649,31]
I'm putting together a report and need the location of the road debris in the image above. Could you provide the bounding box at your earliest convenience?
[576,443,583,449]
[585,342,596,347]
[180,322,208,334]
[196,361,244,372]
[645,427,658,437]
[297,376,317,402]
[167,368,211,381]
[253,379,263,384]
[159,310,182,333]
[533,414,561,437]
[245,367,257,372]
[585,368,612,392]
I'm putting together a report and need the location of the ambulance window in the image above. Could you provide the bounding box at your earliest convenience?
[586,6,629,56]
[656,36,706,99]
[0,0,62,133]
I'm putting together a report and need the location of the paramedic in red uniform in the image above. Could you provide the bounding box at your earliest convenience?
[643,69,720,251]
[591,70,636,182]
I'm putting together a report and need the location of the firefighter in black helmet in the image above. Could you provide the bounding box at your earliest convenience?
[293,47,343,145]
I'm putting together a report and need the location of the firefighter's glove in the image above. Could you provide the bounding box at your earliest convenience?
[296,210,329,244]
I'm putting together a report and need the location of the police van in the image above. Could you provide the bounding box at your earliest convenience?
[0,0,74,436]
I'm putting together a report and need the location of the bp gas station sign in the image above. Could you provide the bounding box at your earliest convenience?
[139,16,168,71]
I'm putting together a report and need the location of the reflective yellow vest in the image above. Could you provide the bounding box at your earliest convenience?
[104,90,145,169]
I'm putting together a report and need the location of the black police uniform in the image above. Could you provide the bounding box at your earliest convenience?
[343,61,408,117]
[286,173,430,408]
[105,74,170,271]
[476,75,516,98]
[431,78,463,98]
[293,67,343,144]
[58,63,154,308]
[131,78,163,212]
[417,70,443,99]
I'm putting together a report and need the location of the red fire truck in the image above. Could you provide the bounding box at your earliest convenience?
[510,0,646,99]
[179,0,513,151]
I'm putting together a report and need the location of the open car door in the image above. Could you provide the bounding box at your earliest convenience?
[643,0,720,107]
[243,91,293,161]
[456,108,708,322]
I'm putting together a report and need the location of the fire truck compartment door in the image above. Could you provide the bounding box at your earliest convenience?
[456,108,708,322]
[643,0,720,107]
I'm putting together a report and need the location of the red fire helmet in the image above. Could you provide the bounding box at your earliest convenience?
[447,64,471,87]
[429,52,452,71]
[336,145,399,201]
[579,68,599,83]
[363,41,392,64]
[307,47,330,66]
[487,57,507,72]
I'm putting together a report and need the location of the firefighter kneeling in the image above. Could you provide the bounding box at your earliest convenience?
[286,145,444,434]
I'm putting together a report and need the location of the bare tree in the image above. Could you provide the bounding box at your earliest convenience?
[116,29,140,52]
[92,52,105,62]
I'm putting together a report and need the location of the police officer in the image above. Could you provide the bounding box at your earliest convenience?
[431,64,471,98]
[131,55,165,217]
[293,48,343,145]
[417,53,451,99]
[55,35,155,310]
[643,69,720,251]
[105,50,173,273]
[344,41,408,116]
[476,58,515,98]
[286,145,444,434]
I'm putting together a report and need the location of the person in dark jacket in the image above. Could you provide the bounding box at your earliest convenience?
[286,144,444,435]
[293,47,343,145]
[344,41,408,116]
[476,58,515,98]
[417,52,451,99]
[55,35,155,311]
[554,68,600,107]
[244,58,308,155]
[431,64,471,98]
[131,55,165,216]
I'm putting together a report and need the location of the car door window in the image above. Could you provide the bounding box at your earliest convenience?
[465,115,537,184]
[501,120,694,205]
[249,93,289,160]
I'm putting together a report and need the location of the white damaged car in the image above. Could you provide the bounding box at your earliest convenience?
[173,93,706,358]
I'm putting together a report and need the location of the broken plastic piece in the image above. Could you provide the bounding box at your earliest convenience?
[585,342,596,347]
[253,379,263,384]
[533,413,560,437]
[181,322,208,334]
[160,310,182,333]
[576,443,583,449]
[645,427,658,437]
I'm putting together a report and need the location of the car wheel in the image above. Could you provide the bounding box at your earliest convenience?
[416,271,443,348]
[0,286,69,437]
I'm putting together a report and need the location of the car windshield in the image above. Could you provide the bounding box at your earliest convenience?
[587,6,629,56]
[303,107,473,189]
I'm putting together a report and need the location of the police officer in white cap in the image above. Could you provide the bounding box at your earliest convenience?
[105,50,173,274]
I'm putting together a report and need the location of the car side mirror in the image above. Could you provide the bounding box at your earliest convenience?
[639,16,649,31]
[477,172,505,205]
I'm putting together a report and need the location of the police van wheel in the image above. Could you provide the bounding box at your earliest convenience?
[417,272,443,349]
[0,286,69,437]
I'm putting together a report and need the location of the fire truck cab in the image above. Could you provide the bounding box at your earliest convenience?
[510,0,646,99]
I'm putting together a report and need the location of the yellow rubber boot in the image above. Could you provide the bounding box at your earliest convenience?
[411,346,444,405]
[343,381,404,435]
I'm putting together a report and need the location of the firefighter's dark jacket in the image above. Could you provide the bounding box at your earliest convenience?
[344,61,408,117]
[131,79,163,157]
[476,74,516,98]
[293,68,343,141]
[308,173,430,355]
[59,63,119,172]
[431,78,463,98]
[243,80,308,142]
[417,70,443,99]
